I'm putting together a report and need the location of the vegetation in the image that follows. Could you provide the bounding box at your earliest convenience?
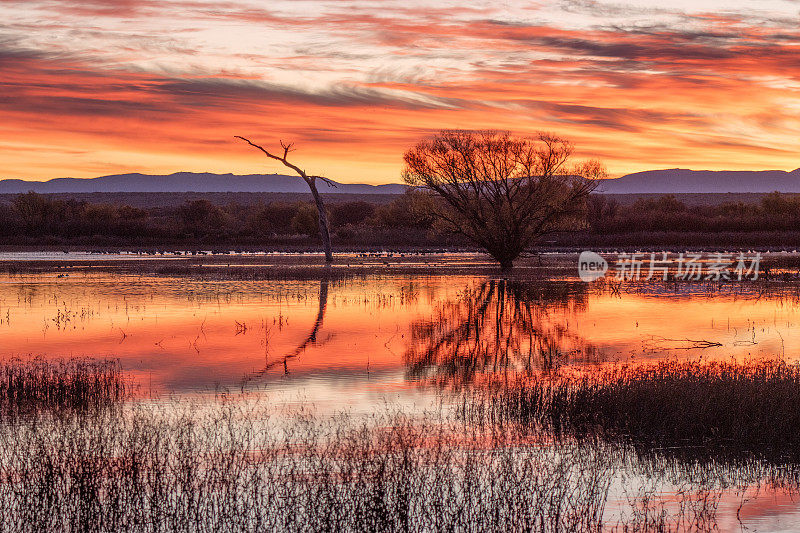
[236,137,336,262]
[7,190,800,250]
[0,400,620,532]
[5,186,800,531]
[0,357,127,417]
[484,359,800,461]
[579,192,800,248]
[403,130,603,268]
[0,191,439,249]
[0,356,797,531]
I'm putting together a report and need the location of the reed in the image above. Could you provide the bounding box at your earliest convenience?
[486,360,800,460]
[0,357,127,416]
[0,357,788,531]
[0,402,615,532]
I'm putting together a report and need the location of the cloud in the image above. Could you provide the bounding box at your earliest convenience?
[531,102,708,132]
[0,0,163,17]
[1,1,800,181]
[155,78,465,110]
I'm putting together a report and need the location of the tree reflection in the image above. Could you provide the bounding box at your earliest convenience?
[404,279,598,386]
[246,276,329,379]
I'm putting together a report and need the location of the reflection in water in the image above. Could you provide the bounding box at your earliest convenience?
[246,278,329,379]
[0,272,462,399]
[4,269,800,528]
[404,279,597,386]
[4,272,800,400]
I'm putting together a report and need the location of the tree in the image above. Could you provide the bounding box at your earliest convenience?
[586,194,619,233]
[179,199,226,229]
[403,130,605,269]
[291,202,320,237]
[13,191,61,234]
[329,201,375,228]
[235,137,334,262]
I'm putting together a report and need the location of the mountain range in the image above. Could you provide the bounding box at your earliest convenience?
[597,168,800,194]
[2,168,800,194]
[0,172,407,194]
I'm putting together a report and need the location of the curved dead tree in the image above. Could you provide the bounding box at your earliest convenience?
[236,136,334,262]
[404,279,597,387]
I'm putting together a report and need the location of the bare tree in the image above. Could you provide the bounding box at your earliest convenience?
[235,136,334,262]
[403,130,605,269]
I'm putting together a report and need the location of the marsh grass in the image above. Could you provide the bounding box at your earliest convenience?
[0,357,127,417]
[0,401,616,532]
[4,395,784,532]
[0,357,794,532]
[484,360,800,461]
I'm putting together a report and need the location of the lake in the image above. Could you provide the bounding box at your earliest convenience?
[2,253,800,531]
[1,265,797,397]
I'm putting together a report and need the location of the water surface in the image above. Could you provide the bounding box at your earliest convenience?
[3,261,800,530]
[1,270,798,401]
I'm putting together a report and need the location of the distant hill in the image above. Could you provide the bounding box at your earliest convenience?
[5,168,800,195]
[599,168,800,194]
[0,172,408,194]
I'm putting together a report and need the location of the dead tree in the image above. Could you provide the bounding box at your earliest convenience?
[235,136,334,262]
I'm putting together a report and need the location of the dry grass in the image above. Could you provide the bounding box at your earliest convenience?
[0,357,127,418]
[0,401,614,532]
[484,360,800,461]
[0,357,796,531]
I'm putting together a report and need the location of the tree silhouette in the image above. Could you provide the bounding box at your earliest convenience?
[236,136,334,262]
[403,130,604,269]
[245,277,329,379]
[404,279,598,387]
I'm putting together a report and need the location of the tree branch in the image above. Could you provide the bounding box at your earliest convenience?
[234,136,309,182]
[309,175,338,188]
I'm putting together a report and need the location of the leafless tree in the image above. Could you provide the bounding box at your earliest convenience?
[403,130,605,269]
[236,136,334,262]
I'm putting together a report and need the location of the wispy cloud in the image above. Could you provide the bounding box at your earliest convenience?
[1,0,799,181]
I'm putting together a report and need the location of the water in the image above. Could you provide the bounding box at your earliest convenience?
[1,271,797,397]
[3,258,800,530]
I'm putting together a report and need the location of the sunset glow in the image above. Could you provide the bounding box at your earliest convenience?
[3,272,796,395]
[1,0,799,182]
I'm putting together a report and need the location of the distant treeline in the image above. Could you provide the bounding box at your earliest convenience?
[578,192,800,248]
[0,191,401,209]
[0,191,458,248]
[4,191,800,249]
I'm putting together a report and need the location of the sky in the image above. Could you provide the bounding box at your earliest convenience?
[1,0,799,184]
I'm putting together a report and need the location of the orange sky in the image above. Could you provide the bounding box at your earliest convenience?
[1,0,799,183]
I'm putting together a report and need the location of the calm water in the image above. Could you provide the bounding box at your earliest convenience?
[1,271,796,398]
[3,262,800,530]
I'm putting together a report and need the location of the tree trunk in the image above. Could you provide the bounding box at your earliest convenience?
[490,248,515,270]
[309,183,333,263]
[234,137,335,263]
